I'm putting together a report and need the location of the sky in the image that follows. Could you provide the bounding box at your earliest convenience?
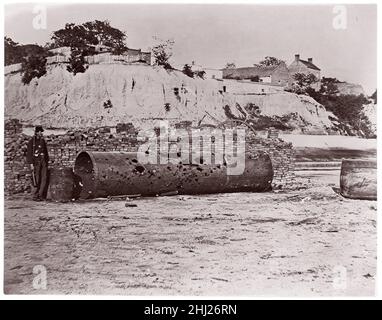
[4,3,377,94]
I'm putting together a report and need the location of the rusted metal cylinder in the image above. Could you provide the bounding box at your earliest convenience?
[340,159,377,200]
[74,151,273,199]
[48,167,82,202]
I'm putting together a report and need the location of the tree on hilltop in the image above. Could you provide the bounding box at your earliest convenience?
[152,38,174,70]
[320,77,340,96]
[182,64,206,79]
[294,72,318,89]
[182,64,194,78]
[66,48,89,75]
[51,20,127,54]
[225,62,236,69]
[4,36,51,66]
[4,37,19,65]
[370,90,377,104]
[51,20,128,74]
[21,55,47,84]
[255,56,285,67]
[82,20,127,54]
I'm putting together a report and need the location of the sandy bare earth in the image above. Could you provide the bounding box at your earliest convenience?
[4,171,376,296]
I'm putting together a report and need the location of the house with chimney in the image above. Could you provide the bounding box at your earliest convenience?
[222,62,290,86]
[288,54,321,87]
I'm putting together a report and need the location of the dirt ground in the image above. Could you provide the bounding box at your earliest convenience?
[4,170,376,296]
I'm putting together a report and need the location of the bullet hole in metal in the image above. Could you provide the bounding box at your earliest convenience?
[103,100,113,110]
[148,170,155,177]
[134,166,145,174]
[177,152,181,157]
[164,103,171,112]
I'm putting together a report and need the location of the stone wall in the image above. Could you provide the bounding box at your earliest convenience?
[4,119,295,195]
[246,130,295,189]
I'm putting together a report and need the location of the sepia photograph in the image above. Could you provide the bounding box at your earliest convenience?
[2,2,378,299]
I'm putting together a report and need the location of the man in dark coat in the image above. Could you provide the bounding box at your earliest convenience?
[26,126,49,201]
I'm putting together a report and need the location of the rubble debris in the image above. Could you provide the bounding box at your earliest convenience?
[159,191,179,196]
[125,203,138,207]
[211,277,229,282]
[288,217,319,226]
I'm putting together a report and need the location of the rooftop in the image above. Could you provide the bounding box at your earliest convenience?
[223,63,286,78]
[298,59,321,71]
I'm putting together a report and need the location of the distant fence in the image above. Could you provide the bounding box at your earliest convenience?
[85,52,151,64]
[46,55,68,64]
[4,52,151,75]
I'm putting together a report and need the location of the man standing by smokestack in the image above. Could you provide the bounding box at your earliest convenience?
[26,126,49,201]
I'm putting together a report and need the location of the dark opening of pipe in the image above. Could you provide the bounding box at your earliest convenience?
[74,151,96,199]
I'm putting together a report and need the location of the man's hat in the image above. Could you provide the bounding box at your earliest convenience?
[35,125,44,133]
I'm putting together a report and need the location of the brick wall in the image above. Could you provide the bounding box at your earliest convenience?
[246,130,295,189]
[4,119,27,194]
[4,119,295,195]
[4,120,140,195]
